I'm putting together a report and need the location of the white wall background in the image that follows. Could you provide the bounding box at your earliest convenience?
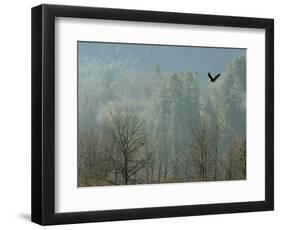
[0,0,278,229]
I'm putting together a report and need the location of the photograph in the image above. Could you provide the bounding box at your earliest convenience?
[31,4,274,225]
[77,42,247,187]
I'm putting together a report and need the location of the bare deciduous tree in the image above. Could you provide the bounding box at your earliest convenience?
[222,132,246,180]
[106,105,150,185]
[78,129,112,186]
[189,118,209,181]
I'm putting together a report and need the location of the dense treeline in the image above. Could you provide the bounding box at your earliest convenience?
[78,54,246,186]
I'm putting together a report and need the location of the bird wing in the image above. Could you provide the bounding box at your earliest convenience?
[208,72,213,81]
[214,74,221,81]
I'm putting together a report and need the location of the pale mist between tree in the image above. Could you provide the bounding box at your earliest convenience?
[77,41,246,187]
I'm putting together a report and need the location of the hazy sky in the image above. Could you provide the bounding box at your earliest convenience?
[79,41,246,84]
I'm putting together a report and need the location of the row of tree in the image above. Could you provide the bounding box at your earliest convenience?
[78,55,246,186]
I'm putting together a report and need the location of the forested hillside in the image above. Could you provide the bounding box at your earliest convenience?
[78,43,246,186]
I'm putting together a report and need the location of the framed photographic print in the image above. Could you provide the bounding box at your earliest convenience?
[31,4,274,225]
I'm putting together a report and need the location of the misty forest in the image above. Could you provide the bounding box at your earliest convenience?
[78,42,246,187]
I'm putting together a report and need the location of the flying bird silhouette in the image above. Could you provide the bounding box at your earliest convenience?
[208,73,221,82]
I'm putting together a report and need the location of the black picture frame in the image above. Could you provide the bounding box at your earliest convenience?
[31,4,274,225]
